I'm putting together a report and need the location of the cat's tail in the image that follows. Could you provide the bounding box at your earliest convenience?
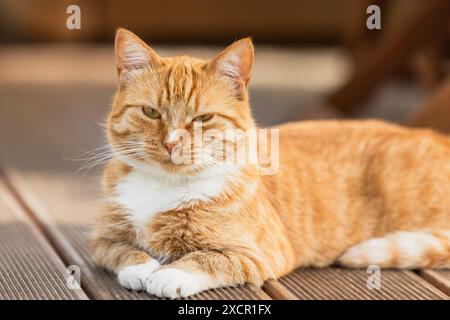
[336,230,450,269]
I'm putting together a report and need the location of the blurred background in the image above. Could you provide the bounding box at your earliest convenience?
[1,0,450,165]
[1,0,450,301]
[2,0,450,127]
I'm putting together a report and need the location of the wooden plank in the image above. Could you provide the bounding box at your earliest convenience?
[270,268,448,300]
[0,178,88,300]
[263,280,298,300]
[419,270,450,296]
[189,285,271,300]
[0,84,268,300]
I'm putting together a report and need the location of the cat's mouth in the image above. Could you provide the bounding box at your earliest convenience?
[110,139,224,175]
[119,149,207,175]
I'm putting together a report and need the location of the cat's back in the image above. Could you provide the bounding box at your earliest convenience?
[276,119,450,162]
[268,119,450,202]
[278,119,407,148]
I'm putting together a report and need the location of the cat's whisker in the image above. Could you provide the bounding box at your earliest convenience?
[74,143,147,176]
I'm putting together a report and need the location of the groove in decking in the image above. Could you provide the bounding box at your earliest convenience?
[0,177,88,300]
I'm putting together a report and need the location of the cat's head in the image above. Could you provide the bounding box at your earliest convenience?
[107,28,256,174]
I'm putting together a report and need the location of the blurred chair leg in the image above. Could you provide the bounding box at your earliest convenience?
[410,48,445,90]
[340,0,384,69]
[326,0,450,116]
[409,24,449,91]
[408,77,450,134]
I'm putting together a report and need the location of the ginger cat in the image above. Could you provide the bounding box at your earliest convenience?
[92,29,450,298]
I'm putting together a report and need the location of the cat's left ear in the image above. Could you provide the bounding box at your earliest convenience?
[208,38,254,99]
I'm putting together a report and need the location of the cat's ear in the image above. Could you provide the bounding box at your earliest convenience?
[115,28,160,76]
[209,38,254,99]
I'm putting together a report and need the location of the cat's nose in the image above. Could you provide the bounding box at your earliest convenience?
[164,141,178,155]
[164,129,183,155]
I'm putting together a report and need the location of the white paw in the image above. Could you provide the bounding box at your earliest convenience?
[145,268,213,299]
[117,259,160,291]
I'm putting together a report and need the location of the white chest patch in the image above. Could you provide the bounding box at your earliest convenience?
[114,164,237,229]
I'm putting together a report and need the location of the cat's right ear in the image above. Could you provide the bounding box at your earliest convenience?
[115,28,160,77]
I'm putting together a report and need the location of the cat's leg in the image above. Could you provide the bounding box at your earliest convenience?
[92,203,160,291]
[337,230,450,269]
[92,237,160,290]
[145,249,269,298]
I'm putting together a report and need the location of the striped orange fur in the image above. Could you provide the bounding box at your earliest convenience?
[92,29,450,298]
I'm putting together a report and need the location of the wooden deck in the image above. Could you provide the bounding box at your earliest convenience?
[0,46,449,300]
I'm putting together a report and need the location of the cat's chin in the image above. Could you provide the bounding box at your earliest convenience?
[157,160,202,174]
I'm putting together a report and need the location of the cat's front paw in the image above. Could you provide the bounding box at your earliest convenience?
[145,268,214,298]
[117,259,160,291]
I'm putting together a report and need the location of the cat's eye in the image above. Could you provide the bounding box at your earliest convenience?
[142,106,161,119]
[193,113,214,123]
